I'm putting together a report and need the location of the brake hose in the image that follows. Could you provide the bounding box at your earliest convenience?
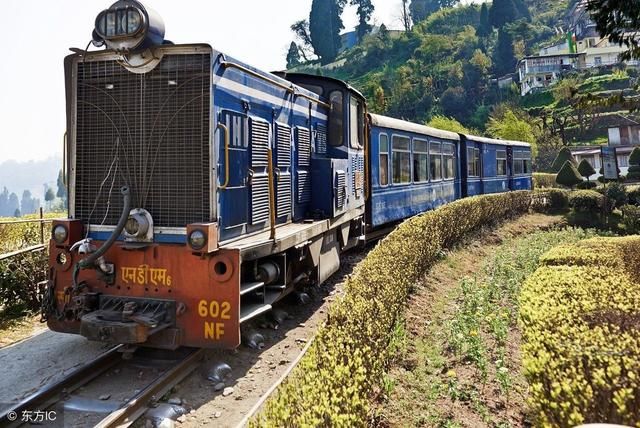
[72,186,131,289]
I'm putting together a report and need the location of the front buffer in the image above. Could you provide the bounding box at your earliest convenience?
[45,238,241,350]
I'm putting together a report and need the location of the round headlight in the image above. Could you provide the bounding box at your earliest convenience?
[125,216,140,236]
[52,225,68,244]
[188,230,206,250]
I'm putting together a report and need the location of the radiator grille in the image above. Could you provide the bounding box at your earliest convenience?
[73,53,211,228]
[296,127,311,167]
[276,123,291,167]
[297,171,312,204]
[277,173,292,218]
[251,174,269,224]
[352,155,364,198]
[251,120,270,167]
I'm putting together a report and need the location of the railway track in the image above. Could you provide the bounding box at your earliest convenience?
[0,246,373,428]
[0,346,204,428]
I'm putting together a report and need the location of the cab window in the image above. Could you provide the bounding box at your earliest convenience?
[349,97,364,149]
[329,91,344,147]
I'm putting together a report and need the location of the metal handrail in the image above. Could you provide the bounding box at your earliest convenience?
[217,123,231,190]
[0,208,59,261]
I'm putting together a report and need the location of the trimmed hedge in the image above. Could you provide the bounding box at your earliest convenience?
[533,173,560,189]
[568,190,604,212]
[520,237,640,427]
[532,189,569,212]
[252,191,533,426]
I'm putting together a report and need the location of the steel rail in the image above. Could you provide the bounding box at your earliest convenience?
[0,346,123,428]
[235,336,315,428]
[94,348,205,428]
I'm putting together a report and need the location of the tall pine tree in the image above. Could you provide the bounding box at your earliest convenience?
[489,0,518,29]
[477,3,491,38]
[351,0,375,41]
[309,0,346,64]
[493,28,517,76]
[286,42,301,68]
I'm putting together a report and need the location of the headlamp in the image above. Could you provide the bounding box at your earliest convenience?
[93,0,165,51]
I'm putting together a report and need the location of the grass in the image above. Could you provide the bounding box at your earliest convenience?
[381,224,604,427]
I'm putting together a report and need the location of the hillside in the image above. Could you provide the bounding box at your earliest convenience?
[291,0,572,128]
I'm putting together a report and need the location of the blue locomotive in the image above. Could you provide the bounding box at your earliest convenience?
[45,0,532,350]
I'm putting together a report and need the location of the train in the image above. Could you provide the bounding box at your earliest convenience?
[43,0,532,350]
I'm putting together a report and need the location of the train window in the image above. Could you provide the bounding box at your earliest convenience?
[349,98,364,149]
[443,143,455,180]
[497,149,507,176]
[430,141,442,181]
[467,147,480,177]
[392,135,411,184]
[413,139,429,183]
[513,150,531,175]
[329,91,344,147]
[379,134,389,186]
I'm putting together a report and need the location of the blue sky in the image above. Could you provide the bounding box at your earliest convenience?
[0,0,481,162]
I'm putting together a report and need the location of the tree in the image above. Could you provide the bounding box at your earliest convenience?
[400,0,412,32]
[493,28,517,76]
[489,0,518,29]
[587,0,640,61]
[351,0,375,41]
[487,108,537,156]
[477,3,491,38]
[410,0,460,24]
[21,190,37,215]
[0,187,8,217]
[577,159,596,181]
[14,208,21,218]
[290,20,314,61]
[286,42,302,69]
[628,147,640,180]
[440,86,469,121]
[551,147,577,173]
[512,0,531,21]
[556,160,583,189]
[309,0,346,64]
[427,115,474,134]
[45,187,55,210]
[56,169,67,201]
[8,192,19,217]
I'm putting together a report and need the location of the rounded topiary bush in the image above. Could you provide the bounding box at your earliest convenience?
[628,148,640,180]
[577,159,596,181]
[568,190,604,212]
[556,161,584,189]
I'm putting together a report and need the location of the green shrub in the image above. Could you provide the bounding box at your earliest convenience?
[605,182,628,210]
[0,250,47,312]
[568,190,604,212]
[520,237,640,427]
[556,161,584,189]
[577,159,596,180]
[627,186,640,206]
[622,205,640,234]
[531,189,569,212]
[252,191,533,426]
[576,181,597,189]
[533,173,558,189]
